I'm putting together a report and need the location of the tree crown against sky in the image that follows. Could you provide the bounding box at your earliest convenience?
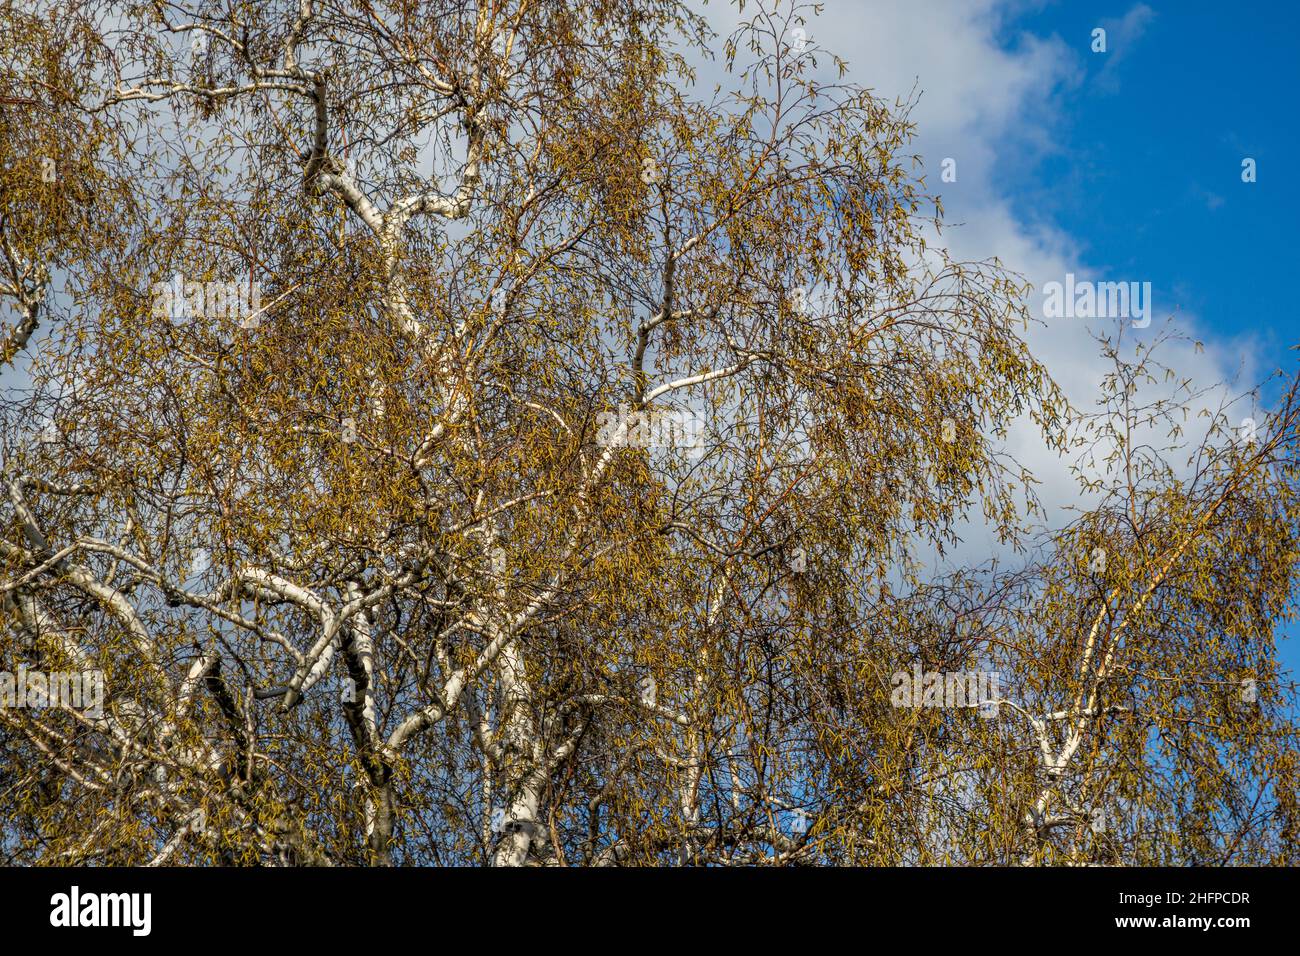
[0,0,1296,866]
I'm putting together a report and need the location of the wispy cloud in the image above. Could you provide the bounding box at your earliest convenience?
[1093,3,1157,94]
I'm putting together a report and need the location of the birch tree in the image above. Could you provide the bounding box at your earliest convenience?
[0,0,1295,866]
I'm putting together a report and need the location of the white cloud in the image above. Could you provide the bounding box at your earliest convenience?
[698,0,1260,564]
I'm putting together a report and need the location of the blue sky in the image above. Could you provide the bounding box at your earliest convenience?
[997,1,1299,359]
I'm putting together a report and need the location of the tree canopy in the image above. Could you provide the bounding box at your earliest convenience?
[1,0,1296,866]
